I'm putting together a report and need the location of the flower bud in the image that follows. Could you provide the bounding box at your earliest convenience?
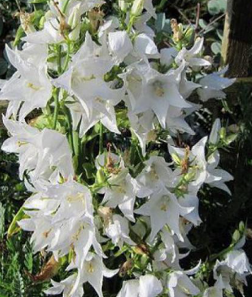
[171,153,181,166]
[232,230,240,242]
[68,4,82,40]
[131,0,144,16]
[19,12,36,34]
[118,0,128,12]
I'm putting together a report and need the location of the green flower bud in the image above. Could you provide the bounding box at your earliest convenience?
[171,153,181,166]
[131,0,144,16]
[232,230,240,242]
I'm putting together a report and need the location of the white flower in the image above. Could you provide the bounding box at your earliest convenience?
[19,180,104,267]
[207,150,233,194]
[160,47,178,67]
[137,156,175,194]
[169,136,232,192]
[165,106,195,136]
[105,214,135,247]
[214,250,251,291]
[23,18,64,44]
[75,253,118,297]
[0,45,52,120]
[54,32,123,132]
[153,228,181,270]
[167,271,200,297]
[24,0,104,44]
[108,31,133,62]
[203,287,223,297]
[128,110,157,156]
[66,96,120,136]
[134,12,155,38]
[135,187,194,241]
[1,117,74,183]
[117,275,163,297]
[178,193,202,226]
[46,253,118,297]
[130,63,191,128]
[45,274,84,297]
[175,38,211,68]
[101,168,146,222]
[198,67,236,102]
[133,33,159,61]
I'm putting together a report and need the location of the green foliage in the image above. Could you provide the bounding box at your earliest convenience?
[208,0,227,16]
[0,0,252,296]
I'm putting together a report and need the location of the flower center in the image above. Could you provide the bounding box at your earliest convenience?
[67,192,85,203]
[149,165,158,181]
[153,81,165,97]
[17,141,27,147]
[27,82,41,91]
[159,195,170,212]
[87,262,95,273]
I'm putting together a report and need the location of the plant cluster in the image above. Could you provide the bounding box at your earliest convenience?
[0,1,251,297]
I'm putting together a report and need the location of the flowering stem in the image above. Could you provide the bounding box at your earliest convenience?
[63,106,74,153]
[57,45,62,74]
[62,41,71,72]
[53,89,60,130]
[99,123,103,155]
[73,130,80,157]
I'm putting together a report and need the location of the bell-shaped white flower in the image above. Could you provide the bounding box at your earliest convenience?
[169,136,233,192]
[54,32,123,131]
[76,253,118,297]
[129,62,191,128]
[108,30,133,62]
[137,156,175,194]
[0,45,52,120]
[66,96,120,136]
[1,117,74,183]
[24,0,104,44]
[45,274,84,297]
[105,214,135,248]
[214,249,251,291]
[175,38,211,68]
[117,275,163,297]
[101,168,146,222]
[167,271,200,297]
[19,179,104,268]
[198,67,236,102]
[135,187,194,241]
[203,287,223,297]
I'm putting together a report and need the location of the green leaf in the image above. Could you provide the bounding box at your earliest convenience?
[211,41,222,55]
[208,0,227,15]
[29,0,48,3]
[13,26,25,47]
[155,13,166,32]
[7,207,26,238]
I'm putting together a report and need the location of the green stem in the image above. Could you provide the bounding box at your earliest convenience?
[63,106,74,153]
[156,0,168,12]
[57,44,62,74]
[73,130,80,158]
[99,123,104,155]
[62,0,71,13]
[53,89,60,130]
[62,42,71,72]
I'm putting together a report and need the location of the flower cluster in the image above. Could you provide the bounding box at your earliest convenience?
[0,0,250,297]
